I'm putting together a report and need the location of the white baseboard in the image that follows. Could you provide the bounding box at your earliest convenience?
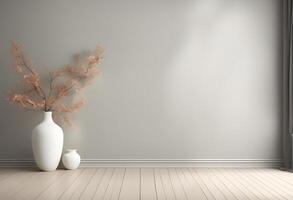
[0,159,283,168]
[80,159,283,168]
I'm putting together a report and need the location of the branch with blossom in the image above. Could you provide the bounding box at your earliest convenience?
[7,42,103,125]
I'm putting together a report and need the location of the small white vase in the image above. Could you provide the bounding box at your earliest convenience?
[62,149,81,170]
[32,111,63,171]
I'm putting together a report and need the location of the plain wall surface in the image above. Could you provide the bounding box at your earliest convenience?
[0,0,282,160]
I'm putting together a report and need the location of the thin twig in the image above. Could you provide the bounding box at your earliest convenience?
[19,52,47,100]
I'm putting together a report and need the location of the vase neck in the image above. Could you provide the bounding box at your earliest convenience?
[66,149,77,153]
[43,111,53,123]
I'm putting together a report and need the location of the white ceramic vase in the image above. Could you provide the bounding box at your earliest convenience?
[32,111,63,171]
[62,149,81,170]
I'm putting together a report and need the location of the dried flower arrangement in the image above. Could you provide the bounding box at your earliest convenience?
[7,42,102,125]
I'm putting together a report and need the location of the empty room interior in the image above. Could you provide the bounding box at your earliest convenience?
[1,0,293,199]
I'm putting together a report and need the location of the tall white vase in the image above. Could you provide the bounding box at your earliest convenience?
[32,111,63,171]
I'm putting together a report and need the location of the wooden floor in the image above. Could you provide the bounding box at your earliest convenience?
[1,168,293,199]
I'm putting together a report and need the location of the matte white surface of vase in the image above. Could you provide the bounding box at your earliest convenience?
[32,111,63,171]
[62,149,81,170]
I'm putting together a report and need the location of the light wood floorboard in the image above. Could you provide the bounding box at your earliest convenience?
[119,168,140,200]
[141,168,157,200]
[1,168,293,200]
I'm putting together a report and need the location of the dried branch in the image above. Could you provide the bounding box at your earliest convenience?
[6,42,103,126]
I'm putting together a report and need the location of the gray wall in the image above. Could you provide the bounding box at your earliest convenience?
[0,0,282,161]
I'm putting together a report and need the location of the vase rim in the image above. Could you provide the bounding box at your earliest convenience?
[66,149,77,152]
